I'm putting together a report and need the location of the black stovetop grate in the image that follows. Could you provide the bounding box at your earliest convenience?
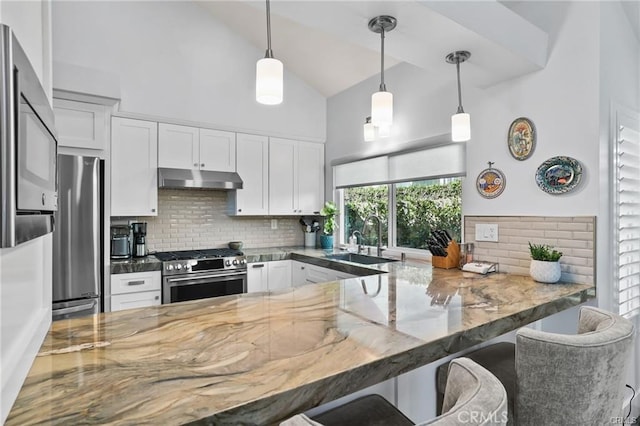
[154,248,244,262]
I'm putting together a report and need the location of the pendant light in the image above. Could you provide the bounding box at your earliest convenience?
[256,0,283,105]
[369,15,397,129]
[363,117,375,142]
[446,51,471,142]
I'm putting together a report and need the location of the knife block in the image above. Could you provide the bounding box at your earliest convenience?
[431,241,460,269]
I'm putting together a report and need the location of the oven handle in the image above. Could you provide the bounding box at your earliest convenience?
[166,270,247,283]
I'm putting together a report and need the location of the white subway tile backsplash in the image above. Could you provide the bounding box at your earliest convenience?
[126,189,304,252]
[465,216,595,285]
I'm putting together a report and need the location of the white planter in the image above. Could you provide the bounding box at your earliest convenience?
[529,259,562,283]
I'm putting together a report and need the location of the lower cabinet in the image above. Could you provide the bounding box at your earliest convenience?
[110,271,162,312]
[292,261,357,286]
[247,260,293,293]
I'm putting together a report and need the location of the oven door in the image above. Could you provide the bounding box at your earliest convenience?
[163,270,247,304]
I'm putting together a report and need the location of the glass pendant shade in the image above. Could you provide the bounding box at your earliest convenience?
[371,91,393,127]
[363,119,376,142]
[256,57,283,105]
[451,112,470,142]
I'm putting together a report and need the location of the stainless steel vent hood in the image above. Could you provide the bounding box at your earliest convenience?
[158,168,243,190]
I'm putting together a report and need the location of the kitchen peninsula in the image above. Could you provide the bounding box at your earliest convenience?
[6,250,595,425]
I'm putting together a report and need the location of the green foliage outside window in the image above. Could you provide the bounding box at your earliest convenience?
[343,179,462,249]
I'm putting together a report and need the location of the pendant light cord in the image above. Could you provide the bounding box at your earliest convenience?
[456,59,464,113]
[379,27,386,91]
[265,0,273,58]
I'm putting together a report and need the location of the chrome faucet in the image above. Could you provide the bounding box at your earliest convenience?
[362,214,384,257]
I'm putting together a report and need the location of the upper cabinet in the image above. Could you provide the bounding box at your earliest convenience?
[53,99,108,150]
[230,133,269,215]
[158,123,236,172]
[269,138,324,215]
[111,117,158,216]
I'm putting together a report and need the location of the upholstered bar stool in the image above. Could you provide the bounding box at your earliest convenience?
[281,358,508,426]
[435,306,635,425]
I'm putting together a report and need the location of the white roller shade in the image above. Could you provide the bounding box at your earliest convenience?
[389,144,466,182]
[334,143,466,189]
[334,156,389,188]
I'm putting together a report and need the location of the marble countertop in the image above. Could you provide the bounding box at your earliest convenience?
[8,250,595,425]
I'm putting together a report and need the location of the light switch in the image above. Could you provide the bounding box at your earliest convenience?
[271,219,278,230]
[475,223,498,242]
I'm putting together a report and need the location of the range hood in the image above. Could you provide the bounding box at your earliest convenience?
[158,168,243,190]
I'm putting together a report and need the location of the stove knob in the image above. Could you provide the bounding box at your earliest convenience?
[232,259,239,266]
[176,264,182,270]
[225,260,231,267]
[166,264,174,271]
[240,259,247,265]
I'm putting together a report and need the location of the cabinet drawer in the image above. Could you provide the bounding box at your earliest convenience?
[306,265,333,284]
[111,271,161,295]
[111,291,161,312]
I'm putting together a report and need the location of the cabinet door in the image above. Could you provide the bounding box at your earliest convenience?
[199,129,236,172]
[111,291,161,312]
[297,141,324,215]
[291,261,308,287]
[111,118,158,216]
[305,264,333,284]
[158,123,199,169]
[269,138,297,215]
[247,263,268,293]
[232,134,269,215]
[53,99,107,150]
[267,260,292,291]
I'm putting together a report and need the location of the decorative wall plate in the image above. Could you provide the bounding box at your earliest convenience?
[535,156,583,194]
[507,117,536,161]
[476,167,506,198]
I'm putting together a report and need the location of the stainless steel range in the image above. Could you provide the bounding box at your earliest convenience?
[155,249,247,304]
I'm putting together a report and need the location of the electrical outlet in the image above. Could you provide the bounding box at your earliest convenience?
[271,219,278,230]
[475,223,499,242]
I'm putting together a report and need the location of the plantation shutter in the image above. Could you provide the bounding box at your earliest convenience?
[334,143,465,188]
[615,108,640,318]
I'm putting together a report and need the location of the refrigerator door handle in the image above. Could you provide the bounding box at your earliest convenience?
[52,300,97,316]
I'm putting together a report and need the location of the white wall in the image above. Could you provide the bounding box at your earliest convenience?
[0,2,53,422]
[0,0,53,101]
[51,1,326,142]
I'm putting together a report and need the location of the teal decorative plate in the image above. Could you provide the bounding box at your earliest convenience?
[535,156,583,194]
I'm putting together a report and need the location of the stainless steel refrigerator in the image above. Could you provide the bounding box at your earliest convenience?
[52,154,103,320]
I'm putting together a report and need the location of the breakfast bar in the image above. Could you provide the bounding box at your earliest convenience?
[6,255,595,425]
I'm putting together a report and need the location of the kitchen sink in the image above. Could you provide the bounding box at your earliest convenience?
[325,253,398,265]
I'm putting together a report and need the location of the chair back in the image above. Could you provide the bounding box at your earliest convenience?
[515,306,635,425]
[424,358,508,425]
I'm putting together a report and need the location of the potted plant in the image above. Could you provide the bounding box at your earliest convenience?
[528,242,563,283]
[320,201,338,249]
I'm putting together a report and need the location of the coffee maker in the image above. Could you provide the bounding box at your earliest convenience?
[110,225,131,259]
[131,222,147,258]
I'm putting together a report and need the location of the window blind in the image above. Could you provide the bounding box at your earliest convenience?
[334,143,465,189]
[615,110,640,318]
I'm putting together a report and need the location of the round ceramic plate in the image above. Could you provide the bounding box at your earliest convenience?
[476,168,506,198]
[535,156,583,194]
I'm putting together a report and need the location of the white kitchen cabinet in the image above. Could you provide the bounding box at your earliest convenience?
[247,262,268,293]
[158,123,199,169]
[111,291,161,311]
[334,271,357,281]
[229,133,269,215]
[269,138,324,215]
[199,128,236,172]
[110,271,162,312]
[293,262,358,286]
[291,261,309,287]
[268,260,292,291]
[111,117,158,216]
[158,124,236,172]
[53,99,108,150]
[305,264,335,284]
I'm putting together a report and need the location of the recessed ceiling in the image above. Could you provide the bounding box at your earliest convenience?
[199,1,549,98]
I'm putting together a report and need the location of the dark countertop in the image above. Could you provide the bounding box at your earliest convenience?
[17,249,595,425]
[110,255,162,274]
